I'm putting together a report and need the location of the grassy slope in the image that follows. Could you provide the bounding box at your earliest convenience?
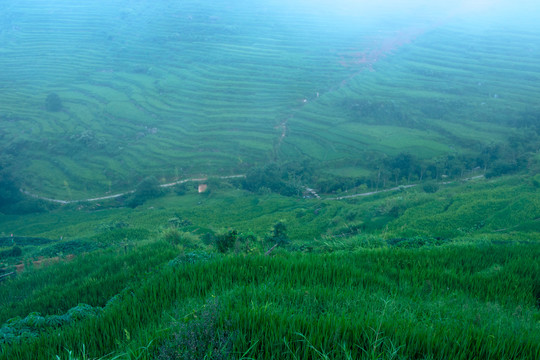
[1,175,538,259]
[281,24,540,172]
[2,2,539,200]
[1,0,353,198]
[1,241,539,359]
[1,1,540,359]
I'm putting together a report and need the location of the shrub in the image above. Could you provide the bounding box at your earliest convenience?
[11,246,22,257]
[174,182,191,195]
[485,160,518,178]
[0,246,22,260]
[422,182,439,193]
[237,232,258,253]
[266,221,289,247]
[531,174,540,188]
[0,170,22,211]
[126,176,163,208]
[215,230,237,253]
[158,300,234,360]
[45,93,62,112]
[163,228,198,248]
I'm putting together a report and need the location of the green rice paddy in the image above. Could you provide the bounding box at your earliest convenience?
[2,1,538,200]
[1,1,539,359]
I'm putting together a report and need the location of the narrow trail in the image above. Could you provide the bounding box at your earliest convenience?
[326,184,417,200]
[21,175,246,205]
[22,174,484,205]
[21,32,431,207]
[325,175,484,200]
[272,28,426,157]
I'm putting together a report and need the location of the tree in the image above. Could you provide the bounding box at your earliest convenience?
[267,221,289,247]
[0,169,22,210]
[45,93,63,112]
[215,229,238,253]
[126,176,163,208]
[386,153,418,184]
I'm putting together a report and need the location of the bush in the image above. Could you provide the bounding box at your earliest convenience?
[158,300,234,360]
[215,230,237,253]
[485,160,519,178]
[174,182,191,195]
[45,93,62,112]
[0,246,22,260]
[531,174,540,188]
[11,246,22,257]
[163,228,198,248]
[266,221,289,247]
[243,163,303,196]
[422,182,439,193]
[0,170,22,211]
[126,176,163,208]
[237,232,258,253]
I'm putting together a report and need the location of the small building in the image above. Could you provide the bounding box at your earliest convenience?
[198,184,208,193]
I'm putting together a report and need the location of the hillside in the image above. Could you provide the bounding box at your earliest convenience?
[1,1,538,200]
[1,1,539,359]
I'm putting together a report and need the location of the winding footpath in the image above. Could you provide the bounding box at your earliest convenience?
[21,175,246,205]
[21,175,484,205]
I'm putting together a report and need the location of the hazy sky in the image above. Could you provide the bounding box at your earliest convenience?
[286,0,540,27]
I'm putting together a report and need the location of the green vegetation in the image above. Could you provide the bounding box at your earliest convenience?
[1,240,539,359]
[126,176,164,208]
[44,93,63,112]
[1,0,539,359]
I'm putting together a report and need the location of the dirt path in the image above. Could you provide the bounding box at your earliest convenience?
[324,175,484,200]
[22,174,483,205]
[22,175,246,204]
[326,184,417,200]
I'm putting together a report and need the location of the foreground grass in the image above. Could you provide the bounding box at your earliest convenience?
[1,241,539,359]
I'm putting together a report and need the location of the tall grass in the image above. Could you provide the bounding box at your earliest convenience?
[2,242,538,359]
[0,240,179,324]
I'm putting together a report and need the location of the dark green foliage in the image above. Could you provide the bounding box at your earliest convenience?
[93,227,150,244]
[0,304,102,345]
[0,246,22,260]
[0,167,51,214]
[126,176,163,208]
[34,240,103,258]
[422,182,440,193]
[0,237,53,247]
[6,198,49,215]
[44,93,62,112]
[158,300,234,360]
[174,182,191,195]
[215,230,237,253]
[387,236,450,248]
[532,174,540,188]
[11,246,22,257]
[485,160,519,178]
[315,175,360,194]
[266,221,289,246]
[162,228,198,248]
[0,170,21,211]
[243,163,303,196]
[511,110,540,134]
[236,232,258,253]
[385,152,417,183]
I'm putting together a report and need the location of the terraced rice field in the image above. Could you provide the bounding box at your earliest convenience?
[1,0,539,200]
